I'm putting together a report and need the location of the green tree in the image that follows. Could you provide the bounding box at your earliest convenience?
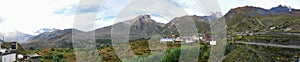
[44,55,53,59]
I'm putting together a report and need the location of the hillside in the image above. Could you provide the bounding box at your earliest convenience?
[22,5,300,49]
[23,5,300,49]
[224,5,300,33]
[22,15,165,49]
[22,29,83,50]
[21,5,300,62]
[94,14,163,40]
[161,15,211,35]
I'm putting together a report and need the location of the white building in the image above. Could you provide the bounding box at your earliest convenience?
[0,42,18,62]
[270,27,277,30]
[160,38,175,42]
[185,39,194,43]
[209,41,217,45]
[0,49,6,53]
[1,53,16,62]
[175,36,198,43]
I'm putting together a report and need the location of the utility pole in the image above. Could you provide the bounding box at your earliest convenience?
[17,31,19,42]
[1,33,3,49]
[2,33,4,41]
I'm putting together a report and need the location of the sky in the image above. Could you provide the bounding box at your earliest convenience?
[0,0,299,35]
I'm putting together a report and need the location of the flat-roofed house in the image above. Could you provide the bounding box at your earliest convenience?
[160,38,175,42]
[1,53,16,62]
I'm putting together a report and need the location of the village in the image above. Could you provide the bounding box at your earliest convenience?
[160,34,217,45]
[0,41,41,62]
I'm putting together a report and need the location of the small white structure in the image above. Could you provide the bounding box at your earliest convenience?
[185,39,194,43]
[0,49,6,53]
[284,27,292,32]
[298,57,300,62]
[27,54,41,62]
[2,53,16,62]
[199,37,203,40]
[29,54,41,57]
[175,37,184,41]
[209,41,217,45]
[160,38,175,42]
[270,27,276,30]
[17,54,24,59]
[192,35,200,40]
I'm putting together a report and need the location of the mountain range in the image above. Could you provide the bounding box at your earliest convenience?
[0,31,33,43]
[161,15,211,35]
[225,5,300,33]
[21,5,300,49]
[0,28,58,43]
[94,15,164,39]
[0,39,3,42]
[34,28,59,34]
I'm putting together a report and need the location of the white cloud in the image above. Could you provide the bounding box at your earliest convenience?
[97,0,223,26]
[151,15,169,23]
[173,0,223,15]
[0,17,4,24]
[95,0,188,28]
[95,19,114,28]
[0,0,78,35]
[108,0,189,24]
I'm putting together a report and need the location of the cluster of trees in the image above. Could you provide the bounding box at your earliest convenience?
[27,48,75,62]
[123,45,210,62]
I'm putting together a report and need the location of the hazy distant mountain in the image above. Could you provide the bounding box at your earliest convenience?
[29,29,73,41]
[23,15,164,49]
[0,39,3,42]
[23,5,300,50]
[0,31,34,43]
[22,29,83,49]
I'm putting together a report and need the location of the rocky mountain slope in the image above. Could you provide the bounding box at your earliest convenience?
[22,15,165,49]
[22,5,300,50]
[224,5,300,33]
[94,15,163,40]
[22,29,82,49]
[161,15,211,35]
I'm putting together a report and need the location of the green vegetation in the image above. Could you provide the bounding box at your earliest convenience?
[23,30,300,62]
[25,38,206,62]
[223,43,300,62]
[123,46,210,62]
[24,37,300,62]
[97,39,184,62]
[26,48,75,62]
[227,11,300,33]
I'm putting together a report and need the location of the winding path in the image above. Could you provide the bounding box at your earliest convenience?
[234,41,300,49]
